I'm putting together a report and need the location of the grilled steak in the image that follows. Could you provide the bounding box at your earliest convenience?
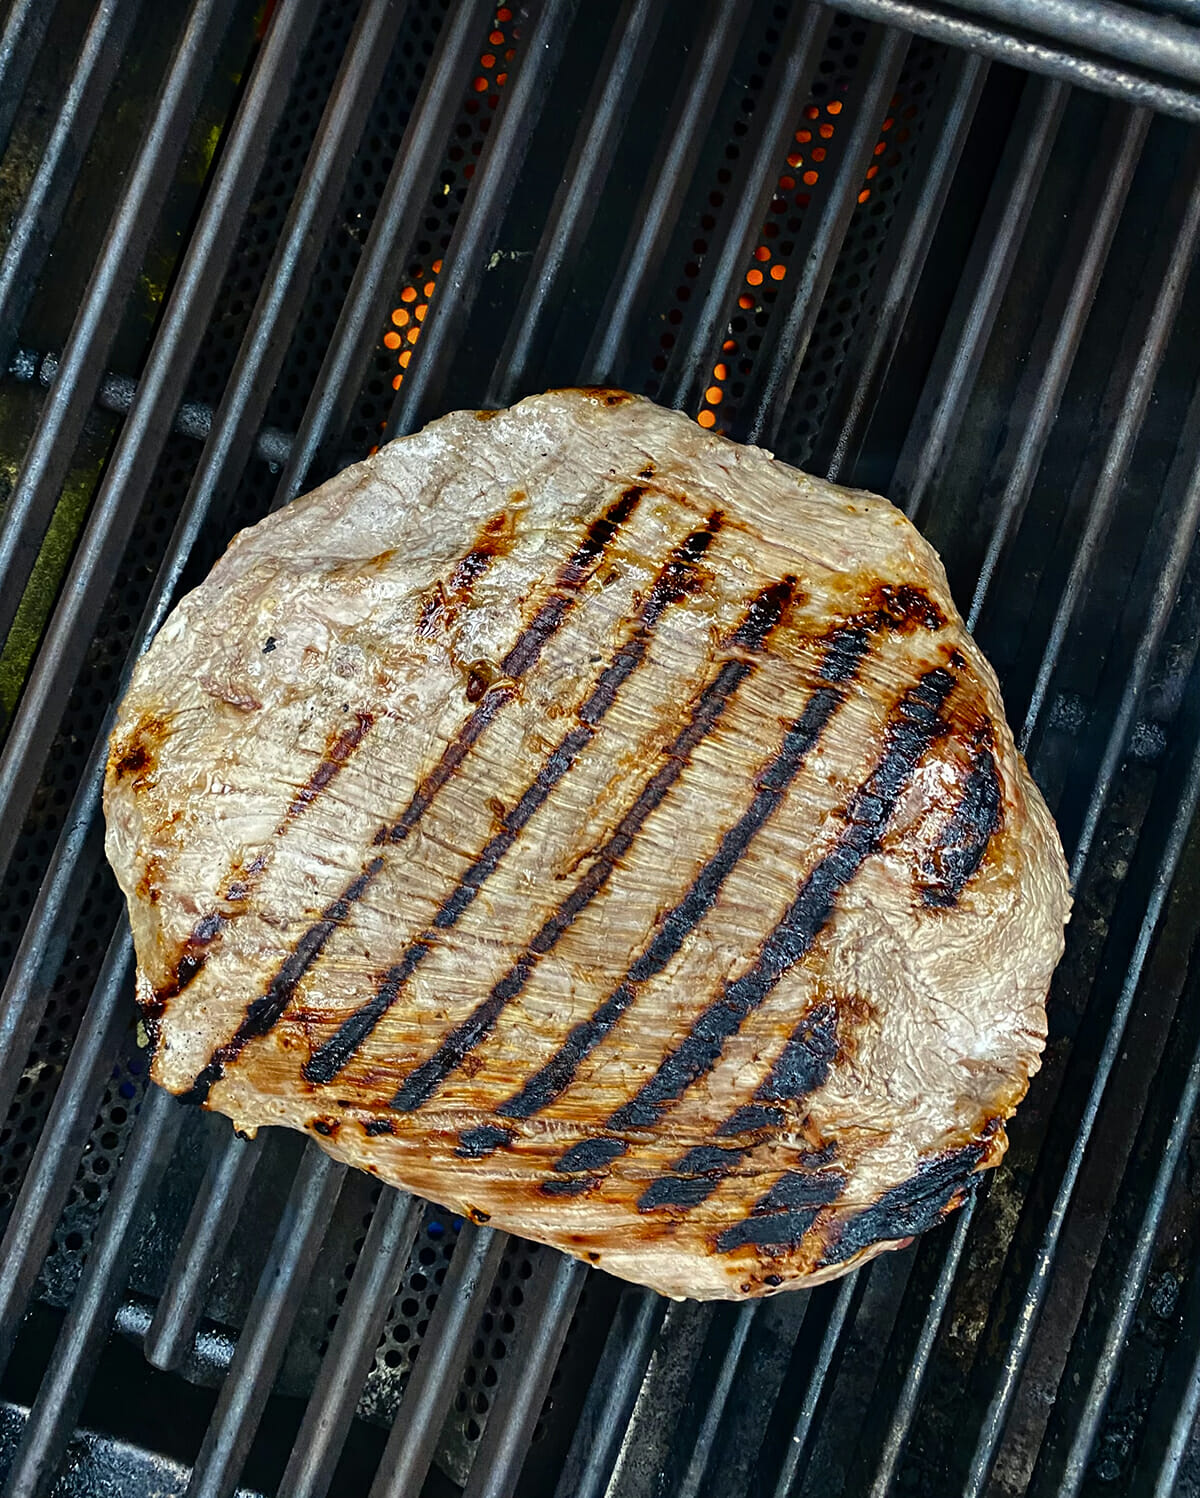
[104,388,1070,1299]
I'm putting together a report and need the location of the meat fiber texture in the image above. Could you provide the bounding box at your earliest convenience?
[104,388,1070,1300]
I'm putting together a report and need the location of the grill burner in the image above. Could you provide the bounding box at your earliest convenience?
[3,1,1200,1494]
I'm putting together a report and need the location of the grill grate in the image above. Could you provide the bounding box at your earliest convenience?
[3,2,1200,1496]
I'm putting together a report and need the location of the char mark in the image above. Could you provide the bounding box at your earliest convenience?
[456,1124,514,1158]
[500,625,868,1125]
[114,743,151,781]
[867,583,944,633]
[304,944,429,1085]
[715,1159,847,1253]
[500,486,643,678]
[731,577,796,650]
[453,510,513,590]
[637,1144,747,1212]
[363,1117,395,1136]
[156,715,375,1005]
[639,1002,839,1210]
[178,857,385,1105]
[715,1104,786,1136]
[278,711,374,829]
[419,510,514,638]
[638,1174,729,1212]
[305,517,720,1089]
[179,492,642,1104]
[555,1136,628,1173]
[817,1139,988,1265]
[919,726,1002,906]
[157,909,227,1003]
[396,576,797,1119]
[111,711,167,785]
[604,665,955,1133]
[756,1000,838,1103]
[540,1175,599,1197]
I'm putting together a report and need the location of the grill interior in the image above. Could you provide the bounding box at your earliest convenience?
[3,1,1200,1495]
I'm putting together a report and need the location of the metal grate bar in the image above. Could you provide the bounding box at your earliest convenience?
[961,0,1200,84]
[1064,395,1200,881]
[184,1146,346,1498]
[1030,919,1200,1491]
[0,0,145,377]
[662,2,834,412]
[367,1226,508,1498]
[0,0,404,1223]
[0,0,238,654]
[0,0,58,162]
[727,115,1167,1470]
[388,0,582,437]
[1129,1235,1200,1494]
[815,47,988,483]
[279,1189,423,1498]
[1147,1370,1200,1497]
[0,0,321,879]
[852,1201,976,1498]
[0,791,106,1134]
[765,1271,863,1498]
[830,0,1200,121]
[669,1302,760,1498]
[552,1287,667,1498]
[486,0,665,407]
[891,73,1067,521]
[270,0,496,509]
[143,1131,265,1372]
[1019,147,1200,757]
[743,25,912,445]
[966,101,1150,631]
[461,1253,589,1498]
[828,159,1200,1495]
[164,0,407,560]
[584,0,751,384]
[0,928,132,1375]
[0,1084,183,1498]
[958,378,1200,1497]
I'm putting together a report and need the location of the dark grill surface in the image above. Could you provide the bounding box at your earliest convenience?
[3,1,1200,1495]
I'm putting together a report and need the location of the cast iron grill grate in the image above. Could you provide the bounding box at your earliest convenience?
[3,2,1200,1496]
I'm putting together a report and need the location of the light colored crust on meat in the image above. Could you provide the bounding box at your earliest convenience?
[104,389,1070,1300]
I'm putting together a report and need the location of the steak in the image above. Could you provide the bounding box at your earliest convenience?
[103,388,1070,1299]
